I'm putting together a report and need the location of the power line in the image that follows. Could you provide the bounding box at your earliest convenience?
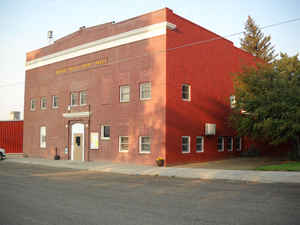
[1,16,300,88]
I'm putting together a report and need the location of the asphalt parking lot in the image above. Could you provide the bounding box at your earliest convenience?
[1,161,300,225]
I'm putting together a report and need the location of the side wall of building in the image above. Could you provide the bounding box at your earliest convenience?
[165,10,257,165]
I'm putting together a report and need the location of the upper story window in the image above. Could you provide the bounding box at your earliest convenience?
[196,136,204,152]
[227,136,233,151]
[41,97,47,110]
[230,95,236,108]
[139,136,151,153]
[217,136,224,152]
[71,92,78,106]
[120,85,130,103]
[40,126,46,148]
[140,82,151,100]
[101,125,110,140]
[30,99,36,111]
[52,96,59,108]
[182,136,190,153]
[80,91,87,105]
[182,84,191,101]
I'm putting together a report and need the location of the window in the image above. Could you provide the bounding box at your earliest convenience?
[182,84,191,101]
[227,136,233,151]
[139,136,151,153]
[40,126,46,148]
[120,85,130,102]
[140,82,151,100]
[230,95,236,108]
[30,99,36,111]
[217,136,224,152]
[196,136,204,152]
[235,137,242,151]
[101,125,110,140]
[182,136,190,153]
[41,97,47,110]
[119,136,129,152]
[71,92,78,106]
[52,96,59,108]
[80,91,87,105]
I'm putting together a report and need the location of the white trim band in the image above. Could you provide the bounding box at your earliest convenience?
[26,22,176,71]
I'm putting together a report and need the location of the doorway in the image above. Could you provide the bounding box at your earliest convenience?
[71,123,85,161]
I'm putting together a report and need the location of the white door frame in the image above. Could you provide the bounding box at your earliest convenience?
[71,123,85,161]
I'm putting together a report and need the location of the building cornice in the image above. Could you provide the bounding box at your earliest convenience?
[26,22,176,71]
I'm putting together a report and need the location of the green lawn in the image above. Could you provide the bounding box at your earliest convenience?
[256,162,300,171]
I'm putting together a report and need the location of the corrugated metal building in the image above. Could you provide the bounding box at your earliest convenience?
[0,121,23,154]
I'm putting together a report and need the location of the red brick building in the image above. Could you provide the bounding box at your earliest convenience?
[24,8,256,166]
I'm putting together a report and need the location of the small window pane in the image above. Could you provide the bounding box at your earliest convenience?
[30,99,36,111]
[182,136,190,153]
[196,136,204,152]
[120,86,130,102]
[40,126,46,148]
[52,96,59,108]
[227,136,233,151]
[80,91,87,105]
[119,136,129,152]
[140,136,151,153]
[217,136,224,151]
[182,84,190,101]
[71,93,78,106]
[140,82,151,100]
[41,97,47,110]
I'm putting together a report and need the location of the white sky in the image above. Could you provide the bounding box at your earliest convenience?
[0,0,299,120]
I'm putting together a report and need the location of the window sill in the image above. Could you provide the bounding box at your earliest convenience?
[140,98,151,101]
[196,150,204,153]
[139,151,151,154]
[182,151,190,154]
[101,137,110,140]
[119,150,129,153]
[182,99,191,102]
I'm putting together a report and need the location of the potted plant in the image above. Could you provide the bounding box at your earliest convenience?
[156,157,164,167]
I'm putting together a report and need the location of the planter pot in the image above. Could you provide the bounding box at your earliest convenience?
[156,159,164,167]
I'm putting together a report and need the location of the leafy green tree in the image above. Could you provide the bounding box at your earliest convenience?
[229,54,300,158]
[240,16,276,63]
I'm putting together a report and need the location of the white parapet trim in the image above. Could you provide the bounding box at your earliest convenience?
[62,112,91,118]
[26,22,176,71]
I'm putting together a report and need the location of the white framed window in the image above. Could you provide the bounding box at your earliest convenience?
[235,137,242,151]
[52,96,59,108]
[196,136,204,152]
[140,82,151,100]
[80,91,87,105]
[182,84,191,101]
[182,136,190,153]
[230,95,236,108]
[41,97,47,110]
[217,136,224,152]
[40,126,46,148]
[71,92,78,106]
[227,136,233,151]
[101,125,110,140]
[139,136,151,154]
[30,99,36,111]
[119,136,129,152]
[120,85,130,102]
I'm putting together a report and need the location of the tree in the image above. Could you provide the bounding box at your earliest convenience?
[229,54,300,159]
[240,16,276,63]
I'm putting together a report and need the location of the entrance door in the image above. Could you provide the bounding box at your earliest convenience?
[73,133,83,161]
[71,123,85,161]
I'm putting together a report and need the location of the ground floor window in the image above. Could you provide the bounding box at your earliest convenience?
[119,136,129,152]
[40,126,46,148]
[217,136,224,152]
[139,136,151,153]
[235,137,242,151]
[196,136,204,152]
[101,125,110,140]
[182,136,190,153]
[227,136,233,151]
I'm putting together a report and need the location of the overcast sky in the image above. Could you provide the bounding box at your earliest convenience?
[0,0,299,120]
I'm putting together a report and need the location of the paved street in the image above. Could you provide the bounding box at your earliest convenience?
[1,161,300,225]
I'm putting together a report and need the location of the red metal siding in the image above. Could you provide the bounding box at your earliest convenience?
[0,121,23,154]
